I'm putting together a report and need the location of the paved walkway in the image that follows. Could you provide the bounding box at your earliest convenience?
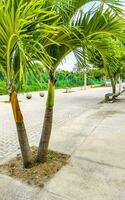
[0,87,125,199]
[0,86,110,162]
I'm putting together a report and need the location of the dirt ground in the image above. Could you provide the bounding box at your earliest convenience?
[0,147,69,188]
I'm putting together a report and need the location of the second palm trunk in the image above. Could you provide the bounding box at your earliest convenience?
[36,74,55,163]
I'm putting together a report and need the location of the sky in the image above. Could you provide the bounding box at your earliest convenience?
[58,52,77,72]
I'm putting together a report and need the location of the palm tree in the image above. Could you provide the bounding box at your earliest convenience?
[75,36,125,96]
[89,37,124,95]
[0,0,59,167]
[36,0,125,163]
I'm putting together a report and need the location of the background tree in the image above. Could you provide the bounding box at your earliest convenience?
[89,38,124,95]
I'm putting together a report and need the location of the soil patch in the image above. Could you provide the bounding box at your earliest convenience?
[0,147,69,188]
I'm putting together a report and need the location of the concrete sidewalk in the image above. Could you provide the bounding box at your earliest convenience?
[38,95,125,200]
[0,88,125,199]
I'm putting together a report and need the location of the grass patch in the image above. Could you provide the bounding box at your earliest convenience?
[0,147,69,188]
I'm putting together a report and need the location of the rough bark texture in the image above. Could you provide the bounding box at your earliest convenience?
[36,107,53,163]
[10,92,32,168]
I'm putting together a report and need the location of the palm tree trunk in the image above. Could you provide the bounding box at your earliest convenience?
[107,66,116,95]
[84,70,87,90]
[112,80,116,94]
[36,73,55,163]
[119,76,122,93]
[10,92,32,168]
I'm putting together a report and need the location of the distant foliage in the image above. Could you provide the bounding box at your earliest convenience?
[0,69,105,94]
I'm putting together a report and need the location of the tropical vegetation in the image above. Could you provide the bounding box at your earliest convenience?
[0,68,105,94]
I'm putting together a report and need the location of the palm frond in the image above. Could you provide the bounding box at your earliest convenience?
[0,0,59,91]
